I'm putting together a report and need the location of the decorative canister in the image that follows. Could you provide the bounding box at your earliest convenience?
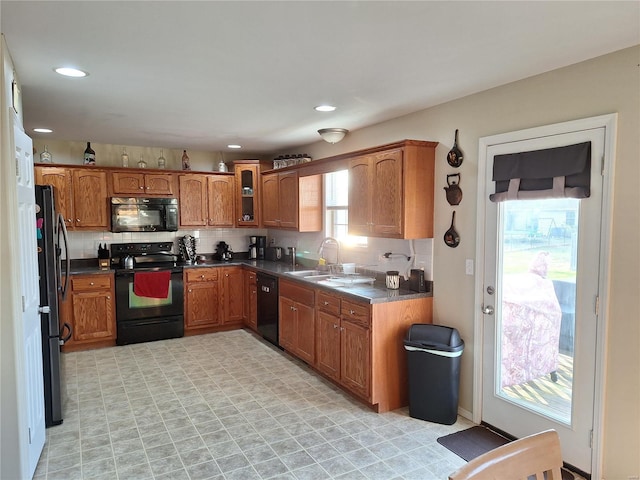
[386,271,400,289]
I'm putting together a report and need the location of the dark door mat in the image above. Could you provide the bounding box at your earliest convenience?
[437,425,510,462]
[437,426,575,480]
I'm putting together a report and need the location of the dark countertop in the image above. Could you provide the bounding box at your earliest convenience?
[70,258,433,304]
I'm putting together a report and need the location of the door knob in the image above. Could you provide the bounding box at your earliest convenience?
[482,304,495,315]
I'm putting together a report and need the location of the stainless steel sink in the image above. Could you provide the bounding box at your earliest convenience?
[284,270,333,281]
[285,270,325,277]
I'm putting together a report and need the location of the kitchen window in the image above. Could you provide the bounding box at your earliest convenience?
[325,170,367,246]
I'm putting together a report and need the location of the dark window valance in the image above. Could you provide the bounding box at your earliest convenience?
[490,141,591,202]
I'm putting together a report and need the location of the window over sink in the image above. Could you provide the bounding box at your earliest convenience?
[325,170,367,247]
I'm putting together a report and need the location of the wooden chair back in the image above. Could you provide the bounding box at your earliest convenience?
[448,429,564,480]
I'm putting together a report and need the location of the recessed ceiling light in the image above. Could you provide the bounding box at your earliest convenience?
[54,67,88,78]
[227,144,242,149]
[33,128,53,133]
[315,105,336,112]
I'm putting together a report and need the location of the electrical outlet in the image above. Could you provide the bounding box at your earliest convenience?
[465,259,474,275]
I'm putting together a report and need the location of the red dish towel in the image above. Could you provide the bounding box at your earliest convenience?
[133,271,171,299]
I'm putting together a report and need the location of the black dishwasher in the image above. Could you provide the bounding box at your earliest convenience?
[256,273,279,347]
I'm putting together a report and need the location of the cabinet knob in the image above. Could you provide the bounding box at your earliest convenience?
[139,186,144,189]
[225,274,229,277]
[107,296,111,300]
[200,275,205,278]
[89,282,94,286]
[333,324,338,329]
[66,218,72,223]
[340,327,345,332]
[76,218,80,222]
[145,186,150,189]
[349,309,355,315]
[323,301,329,306]
[188,289,192,293]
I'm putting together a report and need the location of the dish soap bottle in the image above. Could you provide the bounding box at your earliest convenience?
[182,150,191,170]
[40,145,52,163]
[121,147,129,167]
[83,142,95,165]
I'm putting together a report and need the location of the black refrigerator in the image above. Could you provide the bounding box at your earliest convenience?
[35,185,71,427]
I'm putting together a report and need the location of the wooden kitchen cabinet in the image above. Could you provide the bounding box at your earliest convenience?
[315,286,433,413]
[348,140,436,239]
[59,273,116,352]
[261,171,322,231]
[178,173,234,228]
[111,171,175,196]
[315,292,371,401]
[340,300,371,400]
[184,268,220,331]
[279,280,315,365]
[234,161,262,227]
[35,166,109,230]
[243,269,257,331]
[220,266,244,325]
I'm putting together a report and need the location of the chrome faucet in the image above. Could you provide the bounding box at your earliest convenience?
[318,237,340,265]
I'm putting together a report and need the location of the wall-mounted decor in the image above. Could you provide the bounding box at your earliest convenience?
[444,173,463,205]
[444,211,460,248]
[447,129,463,167]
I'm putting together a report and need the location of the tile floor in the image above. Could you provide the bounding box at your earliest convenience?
[34,329,473,480]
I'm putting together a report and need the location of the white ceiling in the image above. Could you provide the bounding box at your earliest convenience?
[2,1,639,155]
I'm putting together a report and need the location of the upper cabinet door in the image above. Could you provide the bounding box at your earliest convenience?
[111,172,145,195]
[144,173,174,195]
[261,173,280,227]
[371,149,403,237]
[179,174,208,227]
[278,171,299,229]
[234,163,261,227]
[35,166,74,228]
[72,170,108,229]
[207,175,234,227]
[348,155,372,236]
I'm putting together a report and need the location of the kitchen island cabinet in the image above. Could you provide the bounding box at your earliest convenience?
[35,165,109,230]
[59,273,116,352]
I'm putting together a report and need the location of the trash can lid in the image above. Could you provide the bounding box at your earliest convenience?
[405,323,464,350]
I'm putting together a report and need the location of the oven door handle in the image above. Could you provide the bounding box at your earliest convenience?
[120,318,179,327]
[115,267,183,277]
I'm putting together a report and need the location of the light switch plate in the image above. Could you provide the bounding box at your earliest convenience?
[465,259,474,275]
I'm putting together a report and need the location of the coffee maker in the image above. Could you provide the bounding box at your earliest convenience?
[248,236,257,259]
[255,236,266,259]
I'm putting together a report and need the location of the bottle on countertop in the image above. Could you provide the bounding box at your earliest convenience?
[83,142,95,165]
[182,150,191,170]
[137,154,147,168]
[121,147,129,167]
[40,145,52,163]
[157,148,166,169]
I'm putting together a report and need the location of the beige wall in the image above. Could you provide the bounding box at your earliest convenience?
[302,46,640,479]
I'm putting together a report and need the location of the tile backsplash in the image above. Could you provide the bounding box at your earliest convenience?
[69,229,434,281]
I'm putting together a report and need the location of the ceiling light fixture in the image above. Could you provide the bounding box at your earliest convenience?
[33,128,53,133]
[315,105,336,112]
[54,67,88,78]
[318,128,348,144]
[227,144,242,149]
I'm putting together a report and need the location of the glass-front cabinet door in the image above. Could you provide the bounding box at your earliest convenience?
[234,160,262,227]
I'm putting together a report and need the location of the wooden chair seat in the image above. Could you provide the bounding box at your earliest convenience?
[449,429,563,480]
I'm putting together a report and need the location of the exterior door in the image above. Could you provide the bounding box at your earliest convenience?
[15,125,45,477]
[479,122,609,474]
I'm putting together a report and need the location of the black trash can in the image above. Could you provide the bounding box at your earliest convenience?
[404,324,464,425]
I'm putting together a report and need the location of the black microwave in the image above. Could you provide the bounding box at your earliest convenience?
[111,197,179,232]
